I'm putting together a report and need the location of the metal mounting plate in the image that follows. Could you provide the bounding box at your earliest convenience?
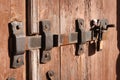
[76,19,92,55]
[40,20,53,63]
[10,21,25,68]
[12,54,24,68]
[10,21,25,55]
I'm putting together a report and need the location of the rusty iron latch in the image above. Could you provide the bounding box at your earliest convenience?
[9,19,114,68]
[75,19,114,55]
[40,21,53,64]
[9,20,53,68]
[53,19,114,55]
[90,19,115,51]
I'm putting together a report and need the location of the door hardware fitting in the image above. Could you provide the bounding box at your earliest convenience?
[90,19,115,51]
[9,20,52,68]
[53,18,114,55]
[9,19,114,68]
[46,70,55,80]
[40,20,53,64]
[7,77,15,80]
[75,19,114,55]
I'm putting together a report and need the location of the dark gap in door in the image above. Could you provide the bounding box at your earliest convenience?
[25,0,30,79]
[116,0,120,80]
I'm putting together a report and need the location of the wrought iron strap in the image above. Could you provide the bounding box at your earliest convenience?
[53,32,78,46]
[10,21,26,55]
[10,21,42,54]
[9,19,114,68]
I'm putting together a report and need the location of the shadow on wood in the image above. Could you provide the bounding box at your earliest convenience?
[116,0,120,80]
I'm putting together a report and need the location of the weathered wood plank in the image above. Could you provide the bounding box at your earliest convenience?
[29,50,39,80]
[27,0,39,35]
[87,0,117,80]
[86,0,104,80]
[26,0,40,80]
[0,0,26,80]
[38,0,60,80]
[60,0,88,80]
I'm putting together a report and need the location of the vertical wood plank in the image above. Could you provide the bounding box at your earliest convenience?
[38,0,60,80]
[26,0,40,80]
[102,0,117,80]
[29,50,39,80]
[27,0,39,35]
[60,0,88,80]
[0,0,26,80]
[88,0,106,80]
[86,0,103,80]
[87,0,117,80]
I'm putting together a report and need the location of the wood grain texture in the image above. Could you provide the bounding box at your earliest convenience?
[27,0,39,35]
[60,0,117,80]
[0,0,118,80]
[29,50,39,80]
[38,0,60,80]
[87,0,117,80]
[0,0,26,80]
[60,0,88,80]
[26,0,40,80]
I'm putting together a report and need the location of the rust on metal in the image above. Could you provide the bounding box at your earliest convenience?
[40,20,53,63]
[10,21,42,54]
[40,20,53,50]
[60,32,78,46]
[12,55,24,68]
[40,51,51,64]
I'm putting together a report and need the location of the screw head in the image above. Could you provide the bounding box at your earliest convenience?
[17,57,22,63]
[16,25,20,30]
[48,70,54,77]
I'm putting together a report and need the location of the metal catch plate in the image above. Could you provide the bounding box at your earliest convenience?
[40,20,53,63]
[10,21,25,68]
[10,21,25,54]
[15,37,26,54]
[12,54,24,68]
[40,20,53,50]
[99,19,108,30]
[75,19,85,56]
[76,19,92,44]
[41,51,51,64]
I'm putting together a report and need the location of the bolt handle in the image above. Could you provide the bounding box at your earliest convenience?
[107,24,115,28]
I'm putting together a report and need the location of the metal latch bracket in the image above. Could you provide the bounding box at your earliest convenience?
[9,19,114,68]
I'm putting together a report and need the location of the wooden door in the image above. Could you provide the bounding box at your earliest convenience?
[0,0,26,80]
[60,0,118,80]
[38,0,60,80]
[0,0,118,80]
[59,0,117,80]
[38,0,118,80]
